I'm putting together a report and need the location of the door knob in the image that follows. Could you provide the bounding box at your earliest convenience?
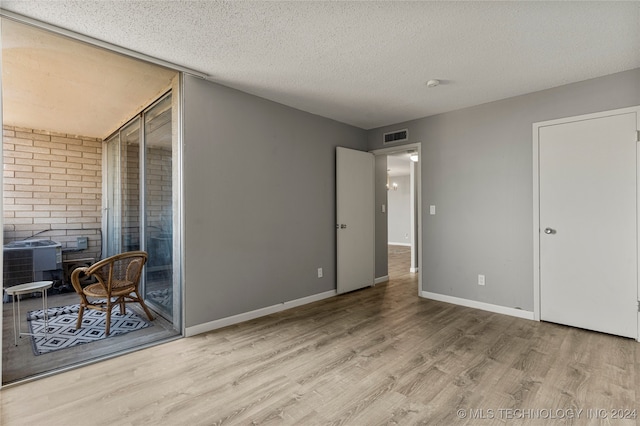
[544,228,556,234]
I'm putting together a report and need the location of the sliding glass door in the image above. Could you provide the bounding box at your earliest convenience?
[103,91,178,324]
[104,132,122,257]
[104,118,141,256]
[143,95,174,319]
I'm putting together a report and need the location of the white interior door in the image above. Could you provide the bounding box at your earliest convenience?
[539,111,638,338]
[336,147,374,294]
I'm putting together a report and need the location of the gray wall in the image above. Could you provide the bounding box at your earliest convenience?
[388,174,411,245]
[183,76,368,328]
[374,155,388,279]
[368,68,640,312]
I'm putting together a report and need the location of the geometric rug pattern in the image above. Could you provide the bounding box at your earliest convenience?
[147,288,172,310]
[27,302,152,356]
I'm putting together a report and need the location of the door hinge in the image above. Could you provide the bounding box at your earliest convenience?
[637,131,640,142]
[637,300,640,312]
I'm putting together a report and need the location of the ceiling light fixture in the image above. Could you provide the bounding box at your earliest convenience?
[426,79,440,88]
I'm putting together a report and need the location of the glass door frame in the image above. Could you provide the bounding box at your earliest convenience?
[142,92,174,322]
[101,89,182,330]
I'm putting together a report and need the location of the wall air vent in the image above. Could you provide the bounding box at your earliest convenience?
[383,129,408,144]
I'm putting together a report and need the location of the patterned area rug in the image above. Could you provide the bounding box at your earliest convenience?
[27,302,152,356]
[147,288,172,310]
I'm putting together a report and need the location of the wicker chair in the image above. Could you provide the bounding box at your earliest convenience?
[70,251,154,336]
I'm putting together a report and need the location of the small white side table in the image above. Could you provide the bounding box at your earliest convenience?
[4,281,53,346]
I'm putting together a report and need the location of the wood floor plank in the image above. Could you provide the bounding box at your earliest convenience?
[2,245,640,425]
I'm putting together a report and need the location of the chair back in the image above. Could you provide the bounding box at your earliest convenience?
[73,251,148,293]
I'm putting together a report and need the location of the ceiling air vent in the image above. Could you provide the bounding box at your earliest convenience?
[383,129,408,144]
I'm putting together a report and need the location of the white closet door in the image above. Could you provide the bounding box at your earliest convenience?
[539,111,637,338]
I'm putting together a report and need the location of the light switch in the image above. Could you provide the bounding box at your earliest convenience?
[429,205,436,215]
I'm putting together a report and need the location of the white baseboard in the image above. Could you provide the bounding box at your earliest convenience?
[185,290,337,337]
[388,242,411,247]
[420,291,535,320]
[374,275,389,284]
[410,267,418,273]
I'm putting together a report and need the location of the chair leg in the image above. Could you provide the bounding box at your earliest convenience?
[76,304,85,330]
[105,300,112,336]
[134,291,154,321]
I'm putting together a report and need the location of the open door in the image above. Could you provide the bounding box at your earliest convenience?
[336,147,375,294]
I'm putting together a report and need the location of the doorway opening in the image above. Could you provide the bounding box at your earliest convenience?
[372,143,422,294]
[386,151,418,277]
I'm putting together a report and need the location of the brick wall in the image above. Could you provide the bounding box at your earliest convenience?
[2,126,102,261]
[146,146,173,268]
[146,146,172,235]
[122,141,141,251]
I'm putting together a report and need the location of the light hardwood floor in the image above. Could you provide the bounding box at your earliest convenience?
[1,246,638,425]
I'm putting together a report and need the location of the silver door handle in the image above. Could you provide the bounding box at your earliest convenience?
[544,228,556,234]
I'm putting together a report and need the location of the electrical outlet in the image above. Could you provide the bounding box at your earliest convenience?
[317,268,323,278]
[478,274,485,286]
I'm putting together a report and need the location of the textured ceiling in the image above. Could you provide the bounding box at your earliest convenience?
[2,1,639,130]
